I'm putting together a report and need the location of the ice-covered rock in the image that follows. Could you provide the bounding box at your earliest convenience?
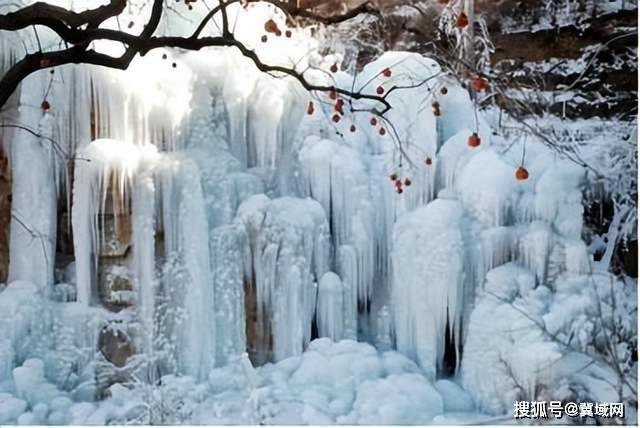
[391,199,470,378]
[236,195,330,361]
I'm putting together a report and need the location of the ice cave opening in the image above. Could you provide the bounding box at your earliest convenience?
[0,1,635,425]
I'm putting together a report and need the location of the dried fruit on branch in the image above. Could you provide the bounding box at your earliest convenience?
[456,12,469,28]
[468,132,481,148]
[515,166,529,181]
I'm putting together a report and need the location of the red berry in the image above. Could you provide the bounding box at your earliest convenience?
[440,86,448,95]
[329,90,337,100]
[376,86,384,95]
[128,21,134,28]
[382,68,391,77]
[379,128,386,136]
[306,101,315,115]
[515,166,529,181]
[456,12,469,28]
[370,117,377,126]
[471,77,488,92]
[404,178,412,186]
[41,100,50,111]
[332,114,341,123]
[330,63,338,73]
[425,157,433,165]
[390,173,398,181]
[468,132,481,148]
[264,19,279,34]
[285,30,292,38]
[261,35,268,43]
[396,188,403,194]
[350,124,356,133]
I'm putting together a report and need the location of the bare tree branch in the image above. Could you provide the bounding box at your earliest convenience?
[0,0,380,110]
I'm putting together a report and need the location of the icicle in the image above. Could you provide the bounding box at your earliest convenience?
[337,245,358,341]
[517,221,553,285]
[157,154,215,379]
[316,272,344,341]
[375,305,393,351]
[236,195,329,361]
[391,199,468,379]
[210,224,249,365]
[72,139,158,305]
[131,169,156,355]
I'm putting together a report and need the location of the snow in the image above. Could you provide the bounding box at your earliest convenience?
[0,340,480,425]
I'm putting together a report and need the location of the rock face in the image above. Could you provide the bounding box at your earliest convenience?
[485,0,637,119]
[335,0,636,118]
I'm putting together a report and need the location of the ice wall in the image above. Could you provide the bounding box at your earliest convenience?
[0,0,606,413]
[391,199,469,380]
[236,195,331,362]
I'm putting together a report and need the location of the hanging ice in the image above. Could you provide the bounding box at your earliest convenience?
[236,195,330,361]
[391,199,469,379]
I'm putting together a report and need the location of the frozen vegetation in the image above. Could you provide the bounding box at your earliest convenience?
[0,0,636,425]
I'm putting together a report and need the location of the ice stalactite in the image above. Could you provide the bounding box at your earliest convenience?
[72,139,159,306]
[85,55,193,150]
[236,195,330,362]
[316,272,344,341]
[391,199,468,379]
[375,305,393,351]
[337,245,359,341]
[297,137,375,311]
[209,224,249,365]
[131,170,157,355]
[156,155,215,380]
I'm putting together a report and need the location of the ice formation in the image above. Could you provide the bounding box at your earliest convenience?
[0,0,624,424]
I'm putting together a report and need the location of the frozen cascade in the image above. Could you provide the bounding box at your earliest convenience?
[236,195,331,362]
[156,155,216,379]
[0,7,612,419]
[72,140,160,305]
[209,224,249,365]
[391,199,469,379]
[297,137,375,306]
